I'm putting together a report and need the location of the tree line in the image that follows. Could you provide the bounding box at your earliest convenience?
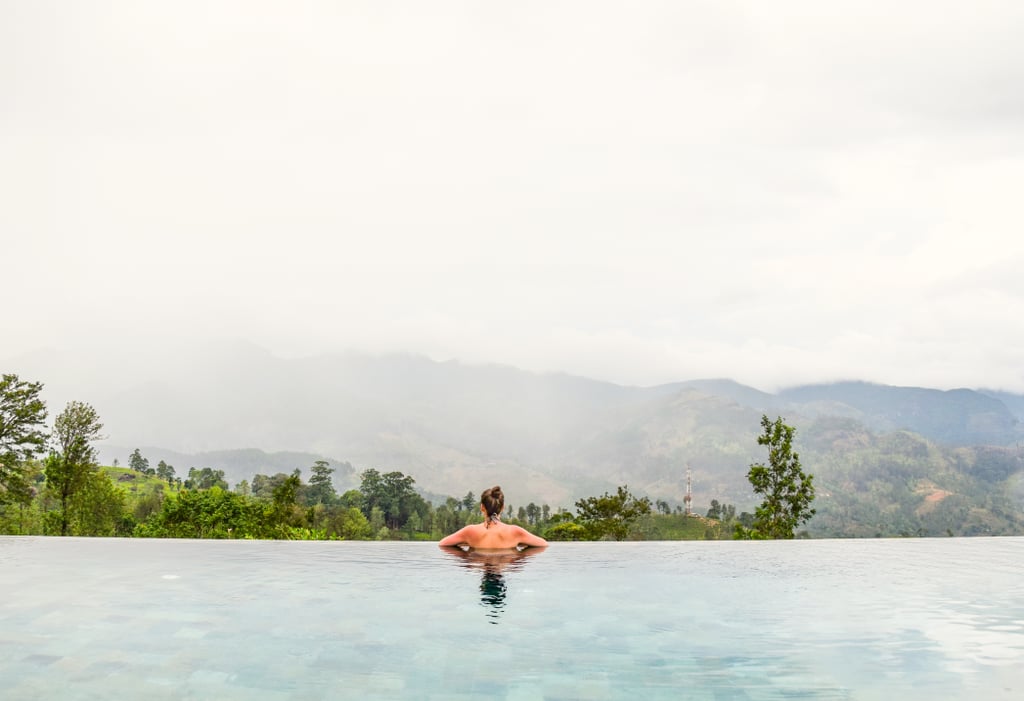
[1,372,815,541]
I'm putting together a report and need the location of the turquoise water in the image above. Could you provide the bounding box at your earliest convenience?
[1,537,1022,700]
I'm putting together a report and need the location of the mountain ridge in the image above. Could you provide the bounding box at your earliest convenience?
[6,344,1024,535]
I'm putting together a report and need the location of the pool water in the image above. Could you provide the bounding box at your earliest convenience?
[1,537,1022,700]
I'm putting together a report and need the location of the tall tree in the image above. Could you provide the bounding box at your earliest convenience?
[46,401,105,536]
[129,448,150,474]
[69,470,127,536]
[305,460,337,506]
[574,485,652,541]
[706,499,722,519]
[0,374,49,506]
[359,469,426,530]
[156,459,176,483]
[270,469,304,526]
[736,415,816,540]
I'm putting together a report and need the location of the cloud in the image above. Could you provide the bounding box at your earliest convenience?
[2,1,1024,391]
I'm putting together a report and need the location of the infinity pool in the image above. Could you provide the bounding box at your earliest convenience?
[1,537,1022,700]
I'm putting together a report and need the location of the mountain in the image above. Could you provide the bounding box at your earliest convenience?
[5,343,1024,535]
[979,389,1024,423]
[775,382,1020,445]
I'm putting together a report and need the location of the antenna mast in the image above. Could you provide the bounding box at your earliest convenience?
[684,464,692,516]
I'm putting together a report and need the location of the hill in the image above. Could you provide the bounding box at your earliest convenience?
[5,343,1024,536]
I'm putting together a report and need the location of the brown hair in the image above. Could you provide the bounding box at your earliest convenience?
[481,485,504,524]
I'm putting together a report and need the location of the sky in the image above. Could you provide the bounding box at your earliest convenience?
[3,1,1024,392]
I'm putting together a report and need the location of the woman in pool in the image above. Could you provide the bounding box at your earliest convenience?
[438,485,548,550]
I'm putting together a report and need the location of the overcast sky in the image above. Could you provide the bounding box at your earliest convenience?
[3,1,1024,392]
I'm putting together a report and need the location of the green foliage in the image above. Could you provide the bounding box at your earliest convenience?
[184,467,228,490]
[574,485,653,541]
[129,449,151,475]
[642,513,721,540]
[544,521,587,541]
[305,460,338,506]
[326,506,373,539]
[359,469,428,530]
[270,469,304,526]
[706,499,737,521]
[46,401,105,536]
[68,469,129,536]
[369,505,385,532]
[155,459,176,483]
[735,415,816,540]
[251,472,285,499]
[135,487,267,539]
[0,374,49,506]
[431,499,462,537]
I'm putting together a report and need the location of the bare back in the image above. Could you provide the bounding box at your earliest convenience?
[439,521,547,550]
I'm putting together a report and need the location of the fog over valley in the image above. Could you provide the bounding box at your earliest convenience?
[7,342,1024,536]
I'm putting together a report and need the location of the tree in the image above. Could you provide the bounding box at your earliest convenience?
[136,487,265,539]
[574,485,652,541]
[305,460,337,506]
[707,499,722,520]
[156,459,176,483]
[184,467,228,491]
[545,521,587,541]
[340,489,364,511]
[129,448,150,474]
[359,469,426,530]
[432,500,461,537]
[68,469,127,536]
[735,415,816,540]
[327,506,373,539]
[0,374,49,506]
[270,469,304,526]
[46,401,105,536]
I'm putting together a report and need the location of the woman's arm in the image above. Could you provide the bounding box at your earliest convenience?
[515,526,548,549]
[438,526,472,548]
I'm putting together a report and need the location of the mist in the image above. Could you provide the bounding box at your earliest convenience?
[3,1,1024,392]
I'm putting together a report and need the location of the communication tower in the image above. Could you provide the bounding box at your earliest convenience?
[684,464,692,516]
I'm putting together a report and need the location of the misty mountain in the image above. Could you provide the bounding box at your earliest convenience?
[5,343,1024,534]
[774,382,1020,445]
[978,389,1024,424]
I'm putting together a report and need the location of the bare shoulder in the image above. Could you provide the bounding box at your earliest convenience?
[511,524,548,547]
[438,524,477,547]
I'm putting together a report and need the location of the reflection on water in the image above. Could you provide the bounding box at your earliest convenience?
[441,546,544,623]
